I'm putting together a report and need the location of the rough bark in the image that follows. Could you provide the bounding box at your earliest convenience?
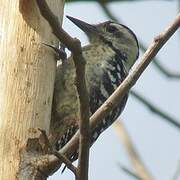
[0,0,64,179]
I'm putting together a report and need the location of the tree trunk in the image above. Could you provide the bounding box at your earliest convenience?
[0,0,64,179]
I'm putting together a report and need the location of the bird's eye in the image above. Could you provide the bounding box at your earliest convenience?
[106,25,118,33]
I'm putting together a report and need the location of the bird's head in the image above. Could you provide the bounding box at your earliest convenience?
[67,16,139,70]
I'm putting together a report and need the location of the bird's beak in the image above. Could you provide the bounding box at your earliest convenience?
[66,16,97,34]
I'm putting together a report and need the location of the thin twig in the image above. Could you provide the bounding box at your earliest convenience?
[171,160,180,180]
[130,90,180,130]
[141,46,180,79]
[36,0,79,51]
[52,151,78,177]
[99,2,180,79]
[38,129,78,176]
[113,122,154,180]
[43,13,180,176]
[118,163,143,180]
[36,1,90,179]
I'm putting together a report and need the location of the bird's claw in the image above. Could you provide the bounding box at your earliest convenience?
[43,43,67,62]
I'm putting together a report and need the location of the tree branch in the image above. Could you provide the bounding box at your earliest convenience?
[87,13,180,133]
[36,0,90,179]
[114,121,154,180]
[44,13,180,176]
[99,2,180,130]
[172,160,180,180]
[99,2,180,79]
[38,129,78,176]
[118,163,143,180]
[141,46,180,79]
[130,90,180,130]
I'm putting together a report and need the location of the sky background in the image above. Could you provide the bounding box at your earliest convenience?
[49,1,180,179]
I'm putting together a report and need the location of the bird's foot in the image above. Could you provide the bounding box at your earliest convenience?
[43,43,67,62]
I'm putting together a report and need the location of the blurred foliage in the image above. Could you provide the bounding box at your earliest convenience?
[66,0,173,3]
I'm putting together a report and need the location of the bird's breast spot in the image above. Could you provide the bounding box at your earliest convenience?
[107,71,116,82]
[116,64,121,71]
[100,85,109,98]
[117,72,121,79]
[98,100,103,106]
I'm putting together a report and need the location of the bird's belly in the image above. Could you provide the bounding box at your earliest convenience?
[88,67,128,143]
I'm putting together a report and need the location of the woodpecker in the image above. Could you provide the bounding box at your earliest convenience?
[50,16,139,162]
